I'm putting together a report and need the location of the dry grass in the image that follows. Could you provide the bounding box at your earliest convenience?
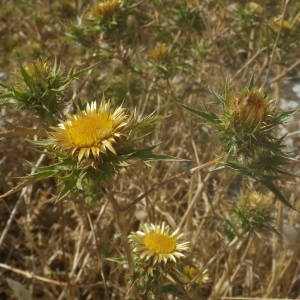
[0,0,300,299]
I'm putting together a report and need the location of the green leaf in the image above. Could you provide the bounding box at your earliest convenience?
[76,171,87,190]
[19,65,35,92]
[129,146,181,162]
[181,104,220,125]
[27,169,60,181]
[261,179,296,210]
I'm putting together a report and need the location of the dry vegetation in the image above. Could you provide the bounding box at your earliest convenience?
[0,0,300,299]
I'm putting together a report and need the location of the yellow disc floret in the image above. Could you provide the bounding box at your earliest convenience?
[50,101,128,161]
[144,232,177,254]
[129,222,189,265]
[64,112,113,148]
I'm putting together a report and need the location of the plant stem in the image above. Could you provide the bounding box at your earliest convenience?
[106,189,134,276]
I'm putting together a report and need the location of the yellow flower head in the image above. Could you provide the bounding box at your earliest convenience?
[50,101,129,161]
[25,60,50,77]
[147,44,170,60]
[248,191,272,209]
[184,264,209,285]
[129,223,189,265]
[88,0,120,19]
[246,2,263,14]
[271,16,293,30]
[230,90,269,127]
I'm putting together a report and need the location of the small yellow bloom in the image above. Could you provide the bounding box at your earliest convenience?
[88,0,120,19]
[248,191,272,209]
[129,223,189,265]
[50,101,128,161]
[246,2,263,14]
[230,90,269,127]
[184,265,209,285]
[270,16,293,30]
[185,0,198,9]
[147,44,170,60]
[24,60,51,79]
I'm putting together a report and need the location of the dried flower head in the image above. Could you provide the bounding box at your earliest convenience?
[88,0,120,19]
[248,191,273,209]
[184,264,209,285]
[147,44,170,60]
[230,90,269,127]
[21,59,55,90]
[129,223,189,265]
[50,101,129,161]
[24,60,50,78]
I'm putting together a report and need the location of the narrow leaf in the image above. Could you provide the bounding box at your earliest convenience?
[261,179,296,210]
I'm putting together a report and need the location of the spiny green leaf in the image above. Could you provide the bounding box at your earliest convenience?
[181,104,220,125]
[261,179,296,210]
[27,169,61,181]
[76,171,87,190]
[20,65,35,92]
[129,146,181,162]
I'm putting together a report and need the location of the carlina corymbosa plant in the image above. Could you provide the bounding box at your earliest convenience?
[224,190,275,241]
[129,222,190,265]
[23,97,175,280]
[29,98,173,199]
[0,59,90,125]
[183,82,297,209]
[128,222,190,297]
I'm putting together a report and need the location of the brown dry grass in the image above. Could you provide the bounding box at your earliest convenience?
[0,0,300,299]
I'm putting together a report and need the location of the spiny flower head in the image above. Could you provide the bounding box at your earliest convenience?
[229,89,270,127]
[247,191,273,209]
[183,264,209,285]
[21,59,56,90]
[24,60,51,78]
[50,101,129,162]
[271,16,293,30]
[88,0,120,19]
[129,222,189,265]
[147,44,170,60]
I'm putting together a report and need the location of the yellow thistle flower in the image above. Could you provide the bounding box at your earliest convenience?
[230,90,269,127]
[24,60,51,80]
[248,191,272,209]
[88,0,120,19]
[147,44,170,60]
[246,2,263,14]
[50,101,129,161]
[185,0,198,9]
[129,223,189,265]
[184,265,209,285]
[271,17,293,30]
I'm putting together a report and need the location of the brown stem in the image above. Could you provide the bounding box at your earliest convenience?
[106,189,134,276]
[0,263,67,287]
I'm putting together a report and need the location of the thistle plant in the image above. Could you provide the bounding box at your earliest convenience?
[87,0,121,21]
[224,191,274,241]
[68,0,137,46]
[129,222,190,298]
[0,59,88,124]
[1,1,300,298]
[183,83,296,208]
[129,223,189,265]
[29,99,170,203]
